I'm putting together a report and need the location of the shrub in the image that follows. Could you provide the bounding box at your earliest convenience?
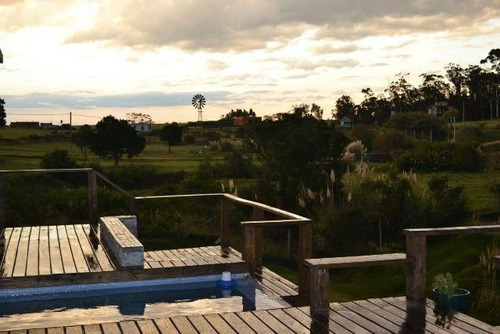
[373,129,411,155]
[40,150,78,169]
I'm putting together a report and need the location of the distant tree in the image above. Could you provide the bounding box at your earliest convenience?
[419,73,450,106]
[40,150,77,169]
[160,123,184,153]
[0,98,6,127]
[480,48,500,118]
[71,124,94,163]
[126,112,153,124]
[333,95,356,120]
[385,73,422,113]
[310,103,324,119]
[90,115,146,166]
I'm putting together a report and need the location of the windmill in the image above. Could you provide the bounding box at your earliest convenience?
[192,94,206,133]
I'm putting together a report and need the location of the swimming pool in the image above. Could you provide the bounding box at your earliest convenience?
[0,274,290,330]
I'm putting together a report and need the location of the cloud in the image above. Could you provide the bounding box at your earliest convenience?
[64,0,500,52]
[310,43,361,55]
[284,58,359,71]
[4,91,230,109]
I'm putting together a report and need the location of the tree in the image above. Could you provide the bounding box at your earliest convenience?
[126,112,153,124]
[90,115,146,166]
[160,123,184,153]
[333,95,356,120]
[385,73,421,113]
[71,124,94,162]
[419,73,450,106]
[241,110,348,208]
[0,98,6,127]
[40,150,77,169]
[480,48,500,118]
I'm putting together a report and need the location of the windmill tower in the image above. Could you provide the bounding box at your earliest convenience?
[192,94,206,133]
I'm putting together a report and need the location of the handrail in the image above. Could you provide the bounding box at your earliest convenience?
[135,193,223,200]
[94,171,134,199]
[223,193,307,220]
[0,168,92,174]
[403,224,500,302]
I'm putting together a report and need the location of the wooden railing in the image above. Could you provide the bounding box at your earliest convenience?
[304,224,500,317]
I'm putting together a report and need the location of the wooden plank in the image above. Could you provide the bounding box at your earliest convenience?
[404,225,500,236]
[385,297,468,334]
[368,298,446,334]
[38,226,51,275]
[65,225,89,273]
[118,321,140,334]
[0,261,248,289]
[304,253,407,269]
[236,312,274,334]
[83,324,102,334]
[100,323,120,334]
[73,224,101,272]
[2,227,21,277]
[48,225,64,275]
[220,197,230,252]
[153,318,179,334]
[267,308,310,333]
[243,225,263,280]
[81,225,114,272]
[57,225,77,274]
[219,312,255,334]
[203,314,236,334]
[297,306,364,334]
[251,310,294,334]
[8,330,27,334]
[286,307,353,334]
[310,267,329,315]
[343,301,402,333]
[27,329,45,334]
[187,315,217,333]
[354,300,407,329]
[170,316,197,334]
[1,227,13,266]
[298,221,313,300]
[136,319,160,334]
[25,226,39,276]
[46,328,64,334]
[13,226,31,277]
[331,302,391,334]
[64,326,83,334]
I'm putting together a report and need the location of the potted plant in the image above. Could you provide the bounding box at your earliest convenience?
[432,272,470,313]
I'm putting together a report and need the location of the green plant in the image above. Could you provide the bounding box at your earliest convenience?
[432,272,458,295]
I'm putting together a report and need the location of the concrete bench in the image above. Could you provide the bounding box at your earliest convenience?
[100,216,144,269]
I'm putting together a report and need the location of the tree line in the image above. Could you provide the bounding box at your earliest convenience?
[333,48,500,124]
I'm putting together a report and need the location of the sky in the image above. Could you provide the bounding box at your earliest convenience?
[1,0,499,125]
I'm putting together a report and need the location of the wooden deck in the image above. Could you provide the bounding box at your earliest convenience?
[1,297,497,333]
[0,224,498,333]
[0,225,248,290]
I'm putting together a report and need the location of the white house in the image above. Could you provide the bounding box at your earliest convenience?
[131,123,152,132]
[336,116,353,129]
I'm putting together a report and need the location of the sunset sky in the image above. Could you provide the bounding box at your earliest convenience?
[1,0,499,125]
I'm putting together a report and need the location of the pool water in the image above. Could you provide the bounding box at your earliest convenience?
[0,275,290,330]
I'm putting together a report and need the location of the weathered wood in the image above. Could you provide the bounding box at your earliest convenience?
[224,193,307,220]
[13,226,30,277]
[0,260,248,289]
[251,310,294,334]
[405,234,427,302]
[404,225,500,236]
[38,226,51,275]
[48,225,63,275]
[65,225,89,273]
[304,253,407,269]
[203,314,236,334]
[153,318,179,334]
[309,267,329,315]
[57,225,77,274]
[219,312,254,334]
[240,218,310,227]
[0,174,4,231]
[243,209,264,280]
[220,196,230,254]
[298,221,312,300]
[26,226,39,276]
[88,170,98,230]
[129,198,139,217]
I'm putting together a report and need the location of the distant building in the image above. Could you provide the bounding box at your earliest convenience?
[40,123,59,130]
[233,116,261,126]
[335,116,353,129]
[131,123,152,132]
[428,101,449,116]
[10,122,39,128]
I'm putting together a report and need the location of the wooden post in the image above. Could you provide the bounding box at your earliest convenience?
[406,234,427,302]
[88,170,98,231]
[129,198,139,217]
[310,268,330,315]
[220,196,230,256]
[0,173,4,231]
[243,225,263,280]
[298,221,313,300]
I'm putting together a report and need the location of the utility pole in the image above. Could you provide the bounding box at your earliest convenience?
[69,112,73,154]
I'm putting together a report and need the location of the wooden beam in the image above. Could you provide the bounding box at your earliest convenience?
[309,268,329,315]
[243,208,265,280]
[405,234,426,302]
[304,253,407,270]
[298,221,313,301]
[0,168,92,174]
[241,219,310,227]
[403,225,500,236]
[220,197,230,255]
[88,170,98,231]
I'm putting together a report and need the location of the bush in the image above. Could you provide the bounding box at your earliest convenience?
[40,150,78,169]
[373,129,411,155]
[426,175,468,227]
[396,142,483,172]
